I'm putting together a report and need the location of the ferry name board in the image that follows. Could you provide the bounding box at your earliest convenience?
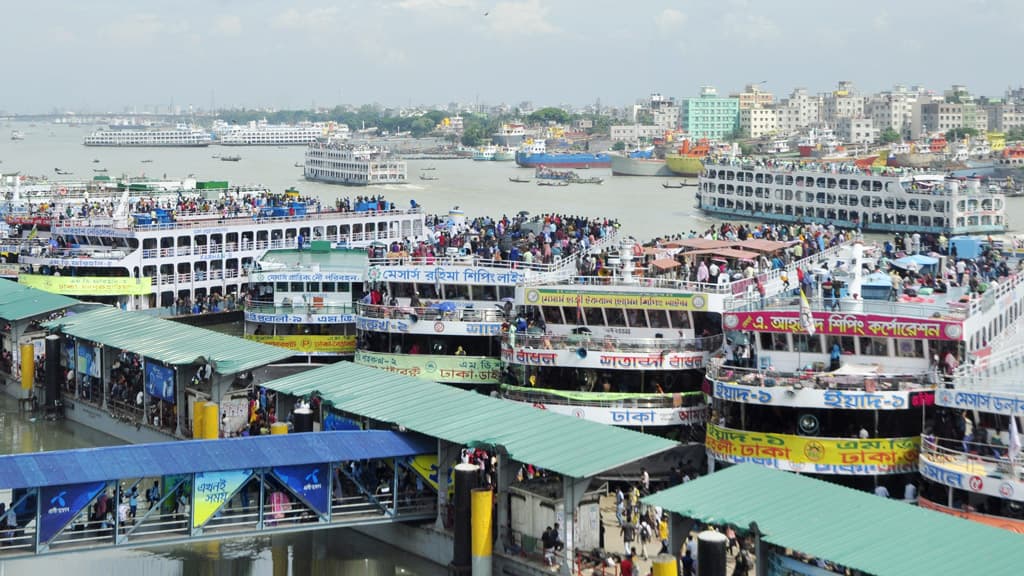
[254,271,362,283]
[723,311,963,340]
[19,274,153,296]
[501,345,706,371]
[245,311,356,324]
[367,265,526,285]
[936,388,1024,416]
[712,380,933,411]
[525,288,708,311]
[705,423,920,474]
[354,350,502,385]
[920,455,1024,503]
[245,334,356,355]
[527,402,707,427]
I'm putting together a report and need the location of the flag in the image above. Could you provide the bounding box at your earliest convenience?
[1010,415,1021,463]
[799,289,815,336]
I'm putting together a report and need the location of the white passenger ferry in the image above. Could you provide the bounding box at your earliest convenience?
[83,125,213,147]
[698,160,1007,235]
[14,191,424,312]
[304,142,407,186]
[213,119,344,146]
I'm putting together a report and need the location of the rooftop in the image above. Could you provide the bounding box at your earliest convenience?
[644,464,1024,576]
[0,280,79,322]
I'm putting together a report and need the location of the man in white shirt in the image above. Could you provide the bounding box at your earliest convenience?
[904,481,917,502]
[874,484,890,498]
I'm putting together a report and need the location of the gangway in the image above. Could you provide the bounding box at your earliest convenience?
[0,430,436,559]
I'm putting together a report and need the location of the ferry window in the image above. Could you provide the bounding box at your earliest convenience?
[859,337,889,356]
[605,308,627,327]
[793,334,822,353]
[625,309,648,328]
[826,335,855,355]
[498,286,515,301]
[585,307,604,326]
[448,285,471,300]
[321,282,336,293]
[561,306,581,323]
[897,340,924,358]
[475,285,498,301]
[649,310,670,328]
[760,332,789,351]
[668,310,691,329]
[391,283,414,298]
[417,283,439,299]
[290,282,304,292]
[276,282,289,292]
[542,306,563,324]
[306,282,321,293]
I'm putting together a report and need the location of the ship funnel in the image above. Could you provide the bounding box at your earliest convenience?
[618,238,637,284]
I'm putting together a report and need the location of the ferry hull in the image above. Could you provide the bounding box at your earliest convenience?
[515,151,611,168]
[610,154,673,177]
[664,155,704,176]
[83,142,211,147]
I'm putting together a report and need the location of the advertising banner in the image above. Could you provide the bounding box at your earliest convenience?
[367,265,526,285]
[501,345,706,371]
[705,424,920,474]
[192,469,252,529]
[246,334,357,355]
[144,362,176,404]
[525,288,708,311]
[936,388,1024,416]
[528,402,707,426]
[272,463,330,515]
[20,274,153,296]
[723,310,963,341]
[76,342,101,378]
[711,380,930,411]
[354,351,502,384]
[39,482,107,543]
[407,454,454,496]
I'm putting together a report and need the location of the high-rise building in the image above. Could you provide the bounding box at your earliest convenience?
[681,86,739,139]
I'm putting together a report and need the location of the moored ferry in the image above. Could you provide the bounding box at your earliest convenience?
[699,159,1007,235]
[83,125,213,147]
[12,191,424,313]
[304,142,408,186]
[213,119,340,146]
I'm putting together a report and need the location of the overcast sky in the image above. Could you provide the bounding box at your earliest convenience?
[3,0,1019,113]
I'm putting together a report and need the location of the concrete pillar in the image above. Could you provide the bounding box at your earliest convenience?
[494,452,516,553]
[453,463,478,576]
[652,553,679,576]
[559,476,589,576]
[20,343,34,391]
[697,531,727,576]
[202,402,219,439]
[193,401,207,439]
[44,335,61,409]
[471,488,493,576]
[435,440,461,530]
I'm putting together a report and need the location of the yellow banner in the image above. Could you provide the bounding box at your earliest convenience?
[408,454,454,496]
[525,288,708,311]
[19,274,153,296]
[246,334,356,354]
[192,469,252,529]
[705,424,920,467]
[354,351,502,384]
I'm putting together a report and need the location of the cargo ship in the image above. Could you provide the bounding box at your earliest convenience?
[514,141,610,168]
[610,148,673,177]
[665,139,710,177]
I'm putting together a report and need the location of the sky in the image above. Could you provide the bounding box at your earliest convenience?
[2,0,1021,114]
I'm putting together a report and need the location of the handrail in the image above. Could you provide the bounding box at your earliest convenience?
[920,434,1023,478]
[729,292,967,320]
[504,332,722,354]
[356,302,505,323]
[705,355,935,391]
[500,383,704,409]
[55,207,422,232]
[247,301,356,316]
[368,254,560,273]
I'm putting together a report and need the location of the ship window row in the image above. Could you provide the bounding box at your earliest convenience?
[707,170,886,192]
[706,199,947,228]
[957,199,1001,212]
[386,282,515,302]
[707,184,948,213]
[538,304,693,330]
[970,300,1023,351]
[760,332,926,358]
[272,282,351,294]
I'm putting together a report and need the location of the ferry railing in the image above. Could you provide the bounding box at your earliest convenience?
[247,301,356,317]
[969,272,1024,317]
[57,207,421,232]
[705,355,935,392]
[356,302,505,323]
[920,435,1024,482]
[504,332,723,354]
[368,253,563,273]
[728,291,966,320]
[500,383,705,409]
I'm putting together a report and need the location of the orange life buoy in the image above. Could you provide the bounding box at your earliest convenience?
[58,187,67,196]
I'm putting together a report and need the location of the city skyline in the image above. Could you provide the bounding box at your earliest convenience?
[3,0,1022,113]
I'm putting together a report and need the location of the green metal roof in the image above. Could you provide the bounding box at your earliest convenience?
[644,464,1024,576]
[260,361,677,479]
[0,279,78,321]
[43,307,294,375]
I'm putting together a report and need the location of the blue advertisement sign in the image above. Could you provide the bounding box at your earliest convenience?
[39,482,107,544]
[76,342,100,378]
[323,411,361,431]
[145,361,176,404]
[272,463,329,515]
[63,340,75,370]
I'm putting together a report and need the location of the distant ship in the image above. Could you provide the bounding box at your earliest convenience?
[664,139,710,176]
[610,148,673,177]
[10,130,24,141]
[212,119,345,146]
[491,123,526,147]
[514,141,610,168]
[84,124,212,147]
[304,141,408,186]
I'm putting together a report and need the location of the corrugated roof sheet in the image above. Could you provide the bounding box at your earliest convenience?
[43,307,294,375]
[0,279,78,321]
[644,464,1024,576]
[261,361,677,479]
[0,430,432,490]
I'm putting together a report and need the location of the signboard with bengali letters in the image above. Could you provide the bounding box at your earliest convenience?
[723,311,963,341]
[354,351,502,384]
[246,335,357,355]
[705,424,920,474]
[711,380,934,411]
[525,401,708,427]
[936,388,1024,416]
[501,345,706,371]
[525,288,708,311]
[367,265,527,285]
[20,274,153,296]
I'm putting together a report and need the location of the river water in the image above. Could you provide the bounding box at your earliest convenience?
[0,391,446,576]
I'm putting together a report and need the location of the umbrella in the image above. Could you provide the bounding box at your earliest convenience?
[893,254,938,270]
[430,301,457,313]
[571,326,592,334]
[501,297,515,303]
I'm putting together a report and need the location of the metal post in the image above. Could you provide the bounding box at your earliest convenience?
[392,457,399,516]
[113,481,121,545]
[34,486,42,553]
[326,462,334,523]
[258,469,266,530]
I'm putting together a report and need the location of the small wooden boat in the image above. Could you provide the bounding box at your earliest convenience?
[509,176,531,183]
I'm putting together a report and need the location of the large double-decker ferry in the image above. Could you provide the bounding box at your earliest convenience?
[83,125,214,147]
[705,239,1024,501]
[304,142,407,186]
[698,159,1007,235]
